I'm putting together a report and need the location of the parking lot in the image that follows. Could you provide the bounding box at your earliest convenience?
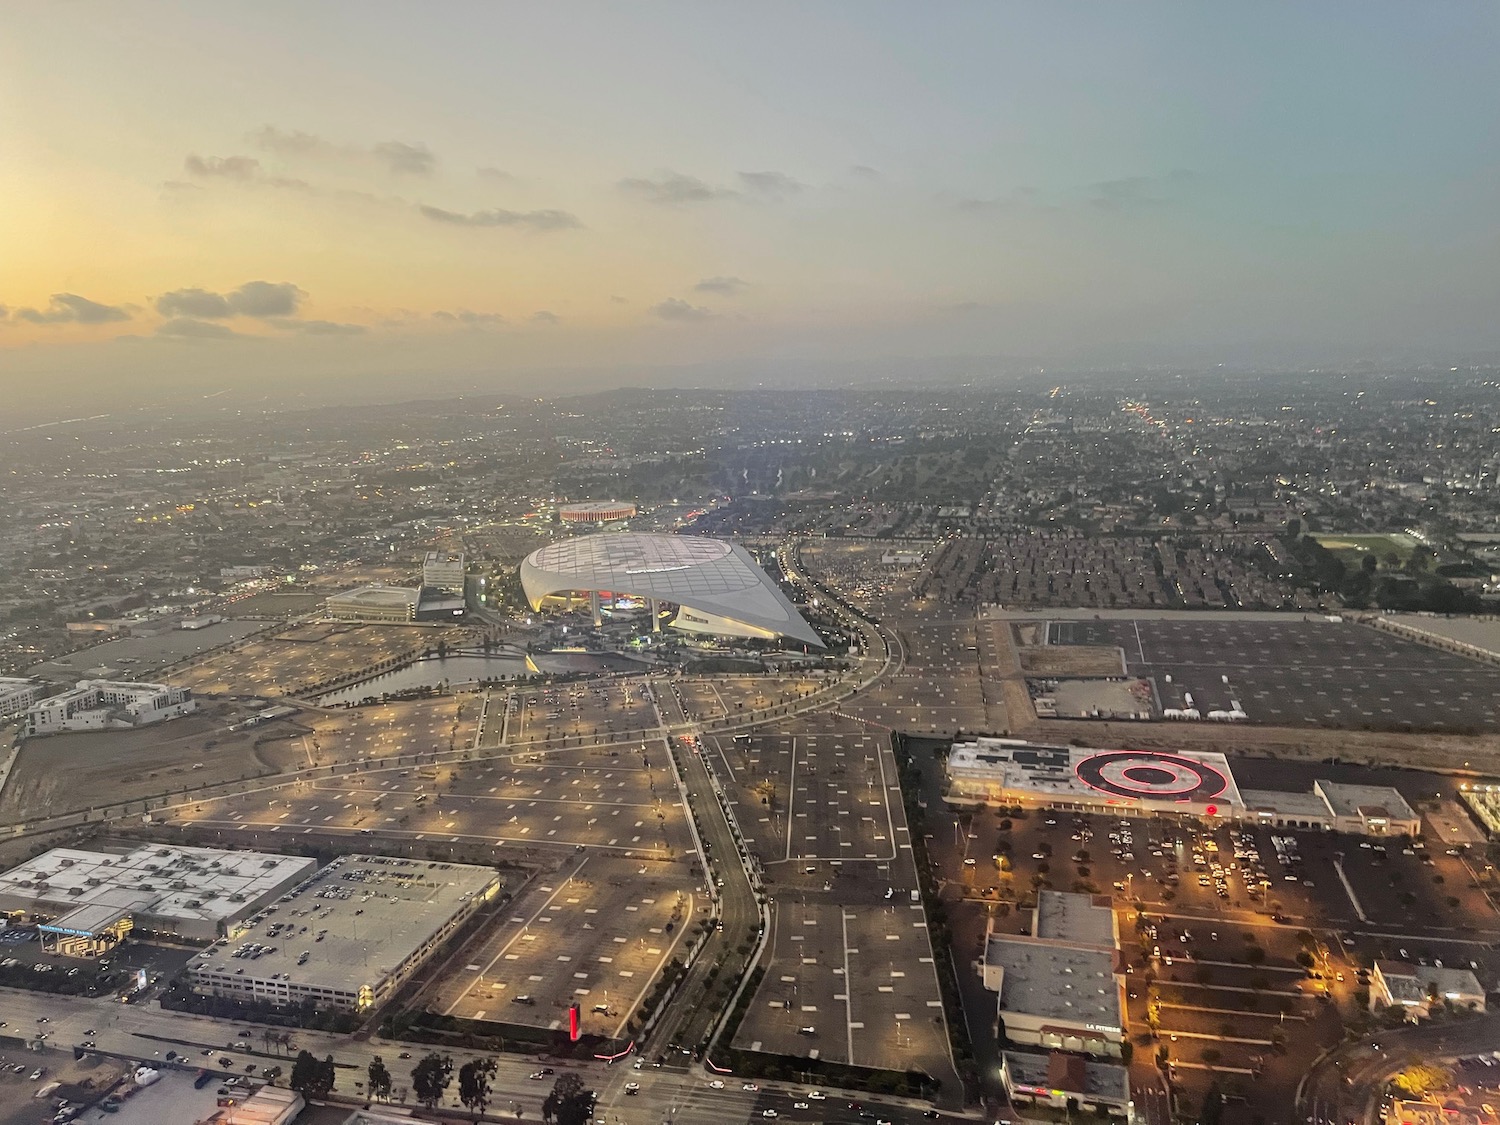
[494,679,658,747]
[428,853,700,1040]
[711,729,957,1083]
[1050,616,1500,729]
[171,737,695,861]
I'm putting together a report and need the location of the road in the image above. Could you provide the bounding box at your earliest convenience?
[643,679,764,1059]
[1,986,967,1125]
[1299,1011,1500,1125]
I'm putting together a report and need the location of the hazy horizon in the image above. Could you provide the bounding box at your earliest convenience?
[4,1,1499,416]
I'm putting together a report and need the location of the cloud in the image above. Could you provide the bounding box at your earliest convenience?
[609,295,629,304]
[476,166,515,184]
[694,276,749,296]
[250,126,435,175]
[850,165,882,180]
[227,280,305,317]
[155,288,233,318]
[1088,170,1194,211]
[184,154,261,180]
[15,294,132,325]
[432,309,506,327]
[273,318,366,335]
[618,172,737,206]
[650,297,714,322]
[0,305,7,320]
[417,204,580,231]
[374,140,435,176]
[738,170,802,199]
[156,317,244,340]
[154,281,305,320]
[529,310,560,325]
[249,126,343,160]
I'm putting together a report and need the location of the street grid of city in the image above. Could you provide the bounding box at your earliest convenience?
[4,377,1500,1125]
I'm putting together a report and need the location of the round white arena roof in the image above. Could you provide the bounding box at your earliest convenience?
[520,533,823,646]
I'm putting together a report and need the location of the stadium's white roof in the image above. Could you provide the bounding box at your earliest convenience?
[521,533,823,646]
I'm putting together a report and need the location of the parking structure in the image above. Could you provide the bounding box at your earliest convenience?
[1046,615,1500,729]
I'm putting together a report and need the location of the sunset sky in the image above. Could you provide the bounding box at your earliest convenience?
[3,2,1498,415]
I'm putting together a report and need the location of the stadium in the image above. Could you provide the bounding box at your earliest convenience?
[520,532,824,646]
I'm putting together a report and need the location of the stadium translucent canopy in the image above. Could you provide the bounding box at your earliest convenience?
[520,533,824,646]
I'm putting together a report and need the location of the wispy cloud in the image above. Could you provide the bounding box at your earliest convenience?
[476,166,516,184]
[850,165,881,180]
[184,154,261,181]
[14,294,132,325]
[738,170,802,199]
[432,309,506,327]
[250,126,436,175]
[273,318,366,335]
[650,297,714,322]
[694,276,749,296]
[156,317,247,340]
[618,172,738,206]
[156,281,305,319]
[417,204,581,231]
[529,310,560,325]
[1088,169,1194,210]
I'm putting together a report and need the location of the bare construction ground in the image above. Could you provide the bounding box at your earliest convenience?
[1016,644,1125,675]
[175,622,474,697]
[0,704,306,824]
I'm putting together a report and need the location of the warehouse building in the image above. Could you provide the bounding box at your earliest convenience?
[24,679,196,735]
[0,844,316,955]
[186,854,499,1012]
[980,891,1125,1057]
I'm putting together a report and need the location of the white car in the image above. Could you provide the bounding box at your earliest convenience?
[763,1112,779,1119]
[742,1083,760,1091]
[709,1080,725,1089]
[794,1103,810,1111]
[806,1091,825,1100]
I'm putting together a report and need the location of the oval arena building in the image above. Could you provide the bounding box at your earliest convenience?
[520,533,823,646]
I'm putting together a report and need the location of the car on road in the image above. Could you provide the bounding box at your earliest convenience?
[624,1083,639,1095]
[762,1113,778,1119]
[742,1083,759,1090]
[709,1080,725,1089]
[793,1103,809,1111]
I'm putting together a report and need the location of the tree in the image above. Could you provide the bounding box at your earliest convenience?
[289,1050,335,1099]
[542,1072,596,1125]
[368,1056,393,1102]
[1394,1063,1452,1098]
[458,1057,497,1119]
[411,1052,453,1110]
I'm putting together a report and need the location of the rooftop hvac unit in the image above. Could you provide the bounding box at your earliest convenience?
[86,878,101,887]
[67,887,84,896]
[59,858,75,867]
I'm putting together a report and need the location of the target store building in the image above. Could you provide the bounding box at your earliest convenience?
[946,737,1419,836]
[946,738,1244,821]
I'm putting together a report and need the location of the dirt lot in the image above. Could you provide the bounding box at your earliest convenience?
[1017,644,1124,675]
[175,623,473,697]
[0,707,305,825]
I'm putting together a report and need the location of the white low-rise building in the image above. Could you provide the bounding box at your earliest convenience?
[1371,959,1486,1018]
[25,679,195,735]
[0,677,43,720]
[981,891,1125,1057]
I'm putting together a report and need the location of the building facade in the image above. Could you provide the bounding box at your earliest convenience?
[0,677,42,720]
[25,679,196,735]
[422,551,466,594]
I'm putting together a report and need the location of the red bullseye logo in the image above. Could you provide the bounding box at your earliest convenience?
[1074,750,1230,803]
